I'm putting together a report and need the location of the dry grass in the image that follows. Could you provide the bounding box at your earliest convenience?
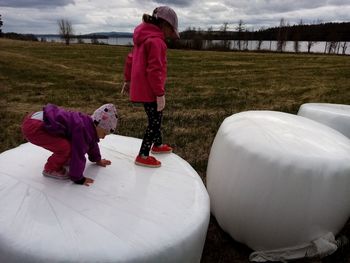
[1,38,350,262]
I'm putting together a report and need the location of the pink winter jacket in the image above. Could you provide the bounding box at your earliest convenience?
[124,22,167,102]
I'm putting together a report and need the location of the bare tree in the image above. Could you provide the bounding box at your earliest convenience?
[236,20,245,51]
[325,29,339,54]
[256,26,265,51]
[335,42,340,54]
[276,18,287,52]
[341,42,348,55]
[293,20,303,53]
[307,41,315,53]
[0,14,3,37]
[256,39,263,50]
[220,22,229,32]
[243,29,249,50]
[58,19,74,45]
[91,34,99,45]
[306,21,318,53]
[205,26,213,49]
[327,41,338,54]
[220,22,230,50]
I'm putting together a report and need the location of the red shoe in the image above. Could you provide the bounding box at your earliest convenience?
[42,167,69,180]
[151,144,173,154]
[135,155,161,168]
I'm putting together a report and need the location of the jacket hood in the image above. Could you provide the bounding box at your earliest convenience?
[133,22,164,46]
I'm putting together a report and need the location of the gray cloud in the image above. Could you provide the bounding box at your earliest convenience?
[152,0,193,7]
[0,0,74,8]
[181,0,350,31]
[223,0,349,15]
[0,0,349,34]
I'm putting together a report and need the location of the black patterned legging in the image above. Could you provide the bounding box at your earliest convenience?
[139,102,163,156]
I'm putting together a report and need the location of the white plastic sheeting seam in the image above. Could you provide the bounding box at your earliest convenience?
[250,232,339,262]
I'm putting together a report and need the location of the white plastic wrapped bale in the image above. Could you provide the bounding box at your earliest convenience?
[207,111,350,260]
[0,135,210,263]
[298,103,350,139]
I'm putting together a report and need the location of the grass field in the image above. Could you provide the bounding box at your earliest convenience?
[1,38,350,262]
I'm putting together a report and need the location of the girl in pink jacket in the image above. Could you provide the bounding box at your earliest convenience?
[122,6,179,168]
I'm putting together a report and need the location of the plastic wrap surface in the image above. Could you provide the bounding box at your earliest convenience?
[298,103,350,138]
[207,111,350,253]
[0,135,210,263]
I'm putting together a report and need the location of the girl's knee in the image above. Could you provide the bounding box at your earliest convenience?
[21,118,42,140]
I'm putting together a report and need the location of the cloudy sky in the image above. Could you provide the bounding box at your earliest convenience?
[0,0,349,34]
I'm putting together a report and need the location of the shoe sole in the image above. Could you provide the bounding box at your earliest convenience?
[134,160,161,168]
[151,150,172,154]
[42,172,70,180]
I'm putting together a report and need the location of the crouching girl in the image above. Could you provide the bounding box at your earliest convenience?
[21,103,118,186]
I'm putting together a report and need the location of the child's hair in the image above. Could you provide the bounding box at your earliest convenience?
[142,14,161,25]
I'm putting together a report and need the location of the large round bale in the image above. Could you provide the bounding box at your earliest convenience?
[207,111,350,251]
[298,103,350,139]
[0,135,210,263]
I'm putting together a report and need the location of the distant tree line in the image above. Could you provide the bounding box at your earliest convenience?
[167,21,349,54]
[1,32,38,41]
[1,13,348,54]
[179,22,350,42]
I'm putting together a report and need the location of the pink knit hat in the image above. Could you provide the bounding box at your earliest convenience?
[91,104,118,134]
[153,6,180,39]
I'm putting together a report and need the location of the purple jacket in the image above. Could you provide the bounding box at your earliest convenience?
[43,104,101,182]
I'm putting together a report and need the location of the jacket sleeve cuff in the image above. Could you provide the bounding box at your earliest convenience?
[74,177,86,185]
[88,155,101,163]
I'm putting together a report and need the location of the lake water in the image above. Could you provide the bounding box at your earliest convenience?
[202,40,349,55]
[42,36,133,46]
[42,36,349,55]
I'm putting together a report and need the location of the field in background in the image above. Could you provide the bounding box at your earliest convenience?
[1,38,350,262]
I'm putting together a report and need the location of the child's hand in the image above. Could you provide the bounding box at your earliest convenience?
[84,177,94,187]
[96,159,112,167]
[157,95,165,111]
